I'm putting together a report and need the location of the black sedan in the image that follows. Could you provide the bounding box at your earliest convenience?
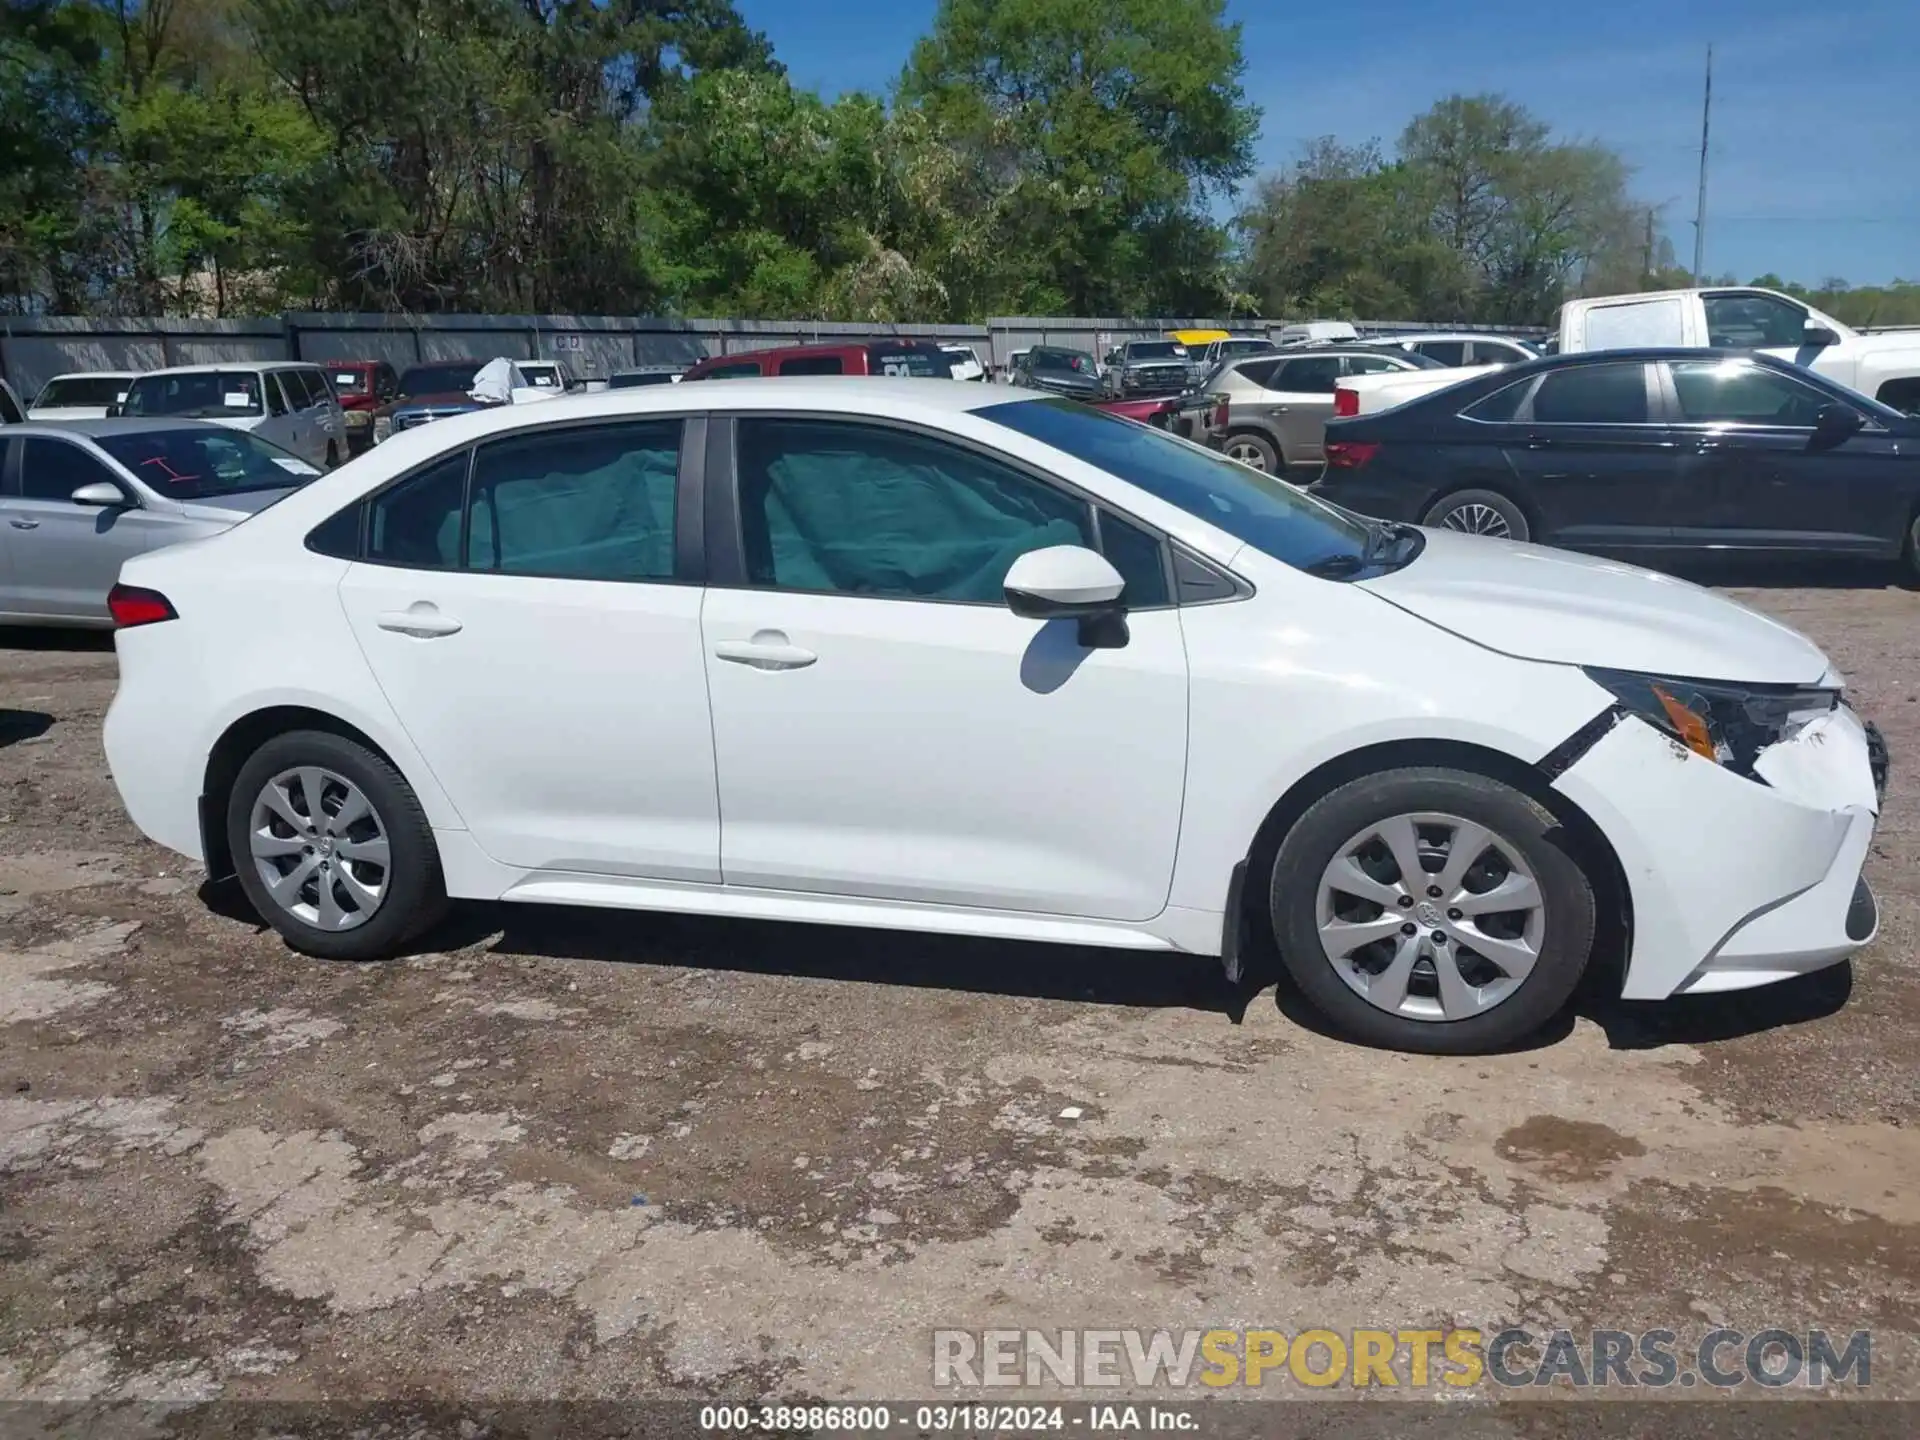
[1315,348,1920,577]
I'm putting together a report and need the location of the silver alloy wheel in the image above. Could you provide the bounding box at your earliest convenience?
[1438,502,1511,538]
[1226,438,1271,471]
[1315,811,1544,1022]
[248,766,390,932]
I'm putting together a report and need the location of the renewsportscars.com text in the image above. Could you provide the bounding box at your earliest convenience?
[932,1327,1871,1390]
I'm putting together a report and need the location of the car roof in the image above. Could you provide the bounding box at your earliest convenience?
[132,361,320,378]
[1365,332,1531,344]
[691,339,945,367]
[5,416,230,439]
[384,378,1030,438]
[40,370,139,381]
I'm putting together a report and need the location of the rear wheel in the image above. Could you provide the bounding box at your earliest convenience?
[1422,488,1530,543]
[1268,766,1596,1054]
[1225,431,1279,472]
[225,729,447,961]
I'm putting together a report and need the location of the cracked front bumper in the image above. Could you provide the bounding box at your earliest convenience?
[1550,706,1881,1001]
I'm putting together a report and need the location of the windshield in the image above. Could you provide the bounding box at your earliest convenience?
[1128,342,1185,360]
[123,371,263,420]
[96,426,322,501]
[329,369,368,392]
[1031,350,1097,374]
[980,397,1372,570]
[36,376,129,408]
[398,362,483,398]
[520,363,562,388]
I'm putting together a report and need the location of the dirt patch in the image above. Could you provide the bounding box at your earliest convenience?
[1496,1116,1649,1184]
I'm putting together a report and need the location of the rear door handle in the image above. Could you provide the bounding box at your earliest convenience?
[714,633,817,671]
[8,518,38,530]
[376,605,462,638]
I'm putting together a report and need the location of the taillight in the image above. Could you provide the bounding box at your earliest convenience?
[1333,387,1360,417]
[1323,441,1379,469]
[1212,398,1228,428]
[108,584,176,628]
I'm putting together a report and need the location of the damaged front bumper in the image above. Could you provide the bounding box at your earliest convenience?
[1550,704,1882,1001]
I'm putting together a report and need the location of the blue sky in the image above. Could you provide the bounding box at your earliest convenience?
[735,0,1919,286]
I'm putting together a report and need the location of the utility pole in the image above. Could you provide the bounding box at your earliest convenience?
[1643,207,1656,285]
[1692,43,1713,282]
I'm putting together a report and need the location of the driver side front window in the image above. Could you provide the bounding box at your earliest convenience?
[1703,293,1807,348]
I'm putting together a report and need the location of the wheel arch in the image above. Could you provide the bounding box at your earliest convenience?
[1228,736,1630,988]
[200,706,412,880]
[1419,476,1544,541]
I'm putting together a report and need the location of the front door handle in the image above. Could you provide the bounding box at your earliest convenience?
[376,605,462,638]
[714,632,817,671]
[8,517,38,530]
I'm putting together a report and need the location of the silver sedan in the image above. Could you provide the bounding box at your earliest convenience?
[0,418,322,627]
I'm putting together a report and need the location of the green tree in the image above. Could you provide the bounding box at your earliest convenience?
[900,0,1258,315]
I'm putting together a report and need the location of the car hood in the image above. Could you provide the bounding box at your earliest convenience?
[176,488,300,523]
[1359,527,1831,684]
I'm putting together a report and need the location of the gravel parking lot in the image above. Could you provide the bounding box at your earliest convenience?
[3,570,1919,1421]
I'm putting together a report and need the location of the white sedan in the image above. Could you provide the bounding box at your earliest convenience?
[100,379,1883,1053]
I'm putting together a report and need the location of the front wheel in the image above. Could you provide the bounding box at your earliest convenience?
[1268,767,1596,1054]
[225,729,448,960]
[1421,488,1530,543]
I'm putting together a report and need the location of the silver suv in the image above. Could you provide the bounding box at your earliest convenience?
[1211,346,1434,476]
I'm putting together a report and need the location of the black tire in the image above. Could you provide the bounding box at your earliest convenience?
[225,729,448,961]
[1224,430,1280,473]
[1268,766,1596,1054]
[1421,487,1530,543]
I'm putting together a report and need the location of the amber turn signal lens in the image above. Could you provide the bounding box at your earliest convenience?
[1651,684,1717,760]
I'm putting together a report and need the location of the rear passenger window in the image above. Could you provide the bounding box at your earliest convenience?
[1529,363,1649,424]
[466,422,680,582]
[1415,341,1466,367]
[1273,357,1341,393]
[1235,359,1282,388]
[367,454,468,569]
[688,361,763,380]
[1462,380,1530,423]
[266,375,290,417]
[777,355,844,376]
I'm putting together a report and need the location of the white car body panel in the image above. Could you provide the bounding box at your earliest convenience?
[1334,364,1498,416]
[700,586,1188,919]
[1358,528,1831,683]
[336,565,720,881]
[99,377,1882,1015]
[1551,708,1873,999]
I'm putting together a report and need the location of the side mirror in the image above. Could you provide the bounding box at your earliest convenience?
[1803,322,1840,347]
[1812,403,1865,445]
[71,481,129,508]
[1004,545,1129,649]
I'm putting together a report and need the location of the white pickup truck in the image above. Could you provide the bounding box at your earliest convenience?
[1332,285,1920,419]
[1558,286,1920,412]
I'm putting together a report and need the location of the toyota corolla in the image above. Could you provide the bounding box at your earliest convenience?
[100,379,1886,1053]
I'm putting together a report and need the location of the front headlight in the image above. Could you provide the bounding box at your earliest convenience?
[1584,667,1839,776]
